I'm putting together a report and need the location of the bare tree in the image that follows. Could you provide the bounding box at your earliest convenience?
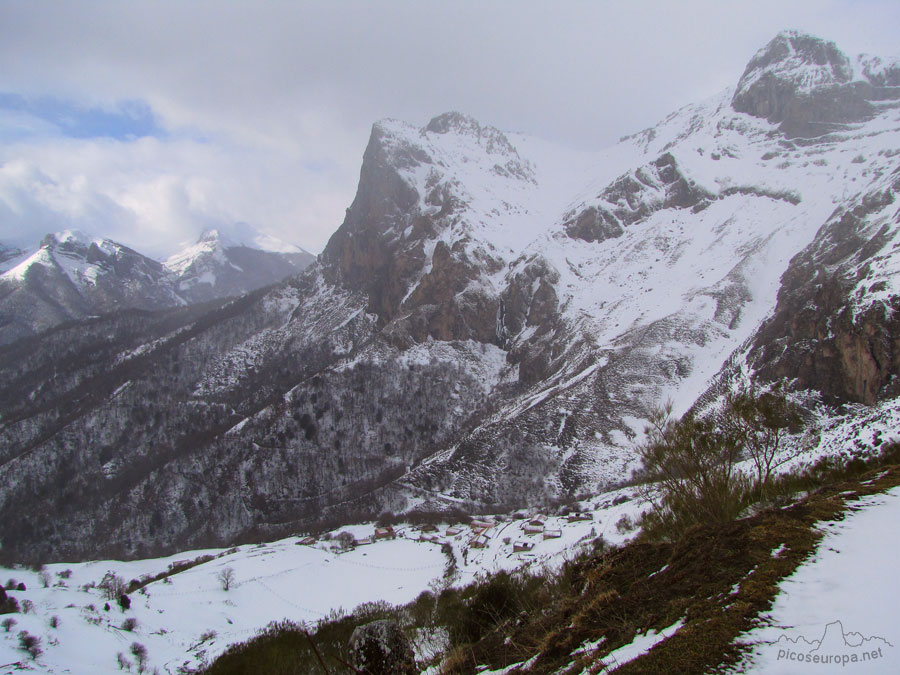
[1,617,16,632]
[98,571,127,601]
[217,567,235,592]
[336,531,356,551]
[723,387,802,498]
[130,641,148,673]
[116,652,132,671]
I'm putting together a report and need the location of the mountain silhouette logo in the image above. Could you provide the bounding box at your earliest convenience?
[772,620,894,667]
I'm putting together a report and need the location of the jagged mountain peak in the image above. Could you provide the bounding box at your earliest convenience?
[423,111,521,160]
[425,110,480,134]
[39,228,121,255]
[164,224,313,304]
[731,30,900,137]
[738,30,853,92]
[41,228,94,247]
[197,227,226,245]
[193,223,306,254]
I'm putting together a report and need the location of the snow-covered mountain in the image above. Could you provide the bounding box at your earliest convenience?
[165,227,314,305]
[1,31,900,563]
[0,227,314,344]
[0,230,180,344]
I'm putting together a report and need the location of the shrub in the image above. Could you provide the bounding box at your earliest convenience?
[2,617,16,632]
[721,388,802,500]
[118,593,131,611]
[122,617,139,632]
[636,402,749,541]
[0,588,19,615]
[21,599,34,614]
[49,615,61,628]
[18,630,42,660]
[616,514,634,534]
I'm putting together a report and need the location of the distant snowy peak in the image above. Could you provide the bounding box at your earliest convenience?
[196,225,307,254]
[165,226,314,304]
[1,229,162,285]
[732,30,900,136]
[0,226,313,344]
[165,227,312,275]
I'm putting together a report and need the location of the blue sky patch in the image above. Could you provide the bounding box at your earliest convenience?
[0,93,165,141]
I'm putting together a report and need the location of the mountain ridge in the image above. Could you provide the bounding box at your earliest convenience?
[0,226,314,345]
[1,31,899,562]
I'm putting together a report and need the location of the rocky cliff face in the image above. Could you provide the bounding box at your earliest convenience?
[748,166,900,404]
[321,112,534,344]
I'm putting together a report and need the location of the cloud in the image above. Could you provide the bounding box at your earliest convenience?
[0,134,352,257]
[0,1,897,256]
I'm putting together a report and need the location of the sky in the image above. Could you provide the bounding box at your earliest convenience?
[0,0,898,258]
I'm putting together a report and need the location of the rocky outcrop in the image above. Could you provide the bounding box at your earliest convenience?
[562,153,713,243]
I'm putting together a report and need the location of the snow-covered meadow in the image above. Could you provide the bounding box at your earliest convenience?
[0,490,649,674]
